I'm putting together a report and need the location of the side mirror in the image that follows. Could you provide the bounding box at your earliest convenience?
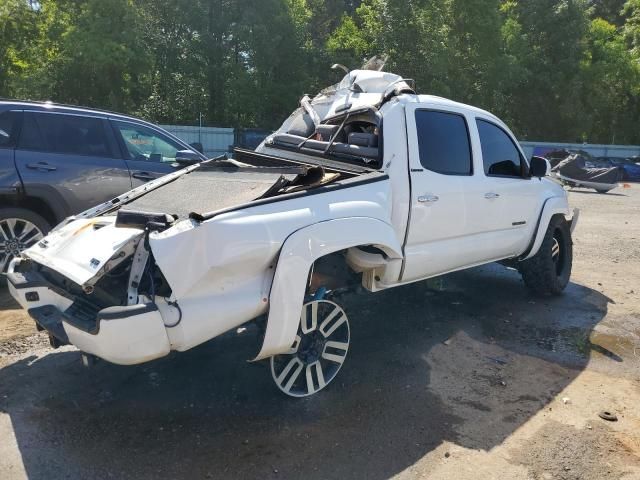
[189,142,204,154]
[174,149,202,165]
[530,156,550,178]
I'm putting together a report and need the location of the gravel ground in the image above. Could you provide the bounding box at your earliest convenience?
[0,185,639,480]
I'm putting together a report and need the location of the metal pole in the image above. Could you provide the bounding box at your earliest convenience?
[198,112,203,144]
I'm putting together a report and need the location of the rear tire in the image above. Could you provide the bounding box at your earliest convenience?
[519,215,572,296]
[596,189,609,194]
[0,208,51,274]
[270,299,350,397]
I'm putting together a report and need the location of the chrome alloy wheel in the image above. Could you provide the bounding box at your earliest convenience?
[551,237,560,261]
[0,218,44,273]
[270,300,350,397]
[551,232,565,276]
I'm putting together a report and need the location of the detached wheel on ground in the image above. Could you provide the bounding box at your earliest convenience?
[519,215,572,296]
[0,208,50,274]
[270,299,350,397]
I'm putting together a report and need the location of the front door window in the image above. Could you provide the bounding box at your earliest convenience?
[112,121,183,163]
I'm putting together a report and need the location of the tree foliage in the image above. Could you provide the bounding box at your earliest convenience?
[1,0,639,143]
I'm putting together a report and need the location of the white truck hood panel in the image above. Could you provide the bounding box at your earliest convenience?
[23,217,143,286]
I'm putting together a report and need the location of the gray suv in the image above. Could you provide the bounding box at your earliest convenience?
[0,101,206,272]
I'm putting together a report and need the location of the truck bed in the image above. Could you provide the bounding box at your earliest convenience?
[120,152,361,219]
[124,169,295,219]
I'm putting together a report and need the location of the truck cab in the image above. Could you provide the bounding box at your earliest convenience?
[257,76,570,291]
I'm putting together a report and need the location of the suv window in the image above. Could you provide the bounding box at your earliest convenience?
[0,111,19,147]
[477,119,525,177]
[18,113,45,151]
[19,112,114,157]
[415,110,472,175]
[112,120,184,163]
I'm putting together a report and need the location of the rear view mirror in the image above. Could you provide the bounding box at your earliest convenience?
[530,156,550,178]
[175,149,202,165]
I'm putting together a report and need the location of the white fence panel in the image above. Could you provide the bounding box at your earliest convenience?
[520,141,640,159]
[161,125,234,157]
[161,124,640,162]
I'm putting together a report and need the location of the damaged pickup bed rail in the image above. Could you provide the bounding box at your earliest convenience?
[8,63,578,397]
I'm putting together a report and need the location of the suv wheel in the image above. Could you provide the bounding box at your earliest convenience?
[0,208,50,274]
[519,215,573,296]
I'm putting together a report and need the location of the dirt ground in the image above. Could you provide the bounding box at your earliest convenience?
[0,185,639,480]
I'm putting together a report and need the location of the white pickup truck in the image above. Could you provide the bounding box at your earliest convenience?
[8,68,578,397]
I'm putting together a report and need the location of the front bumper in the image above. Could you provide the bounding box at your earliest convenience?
[8,263,170,365]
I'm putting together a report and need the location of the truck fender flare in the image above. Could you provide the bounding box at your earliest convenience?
[521,196,573,261]
[252,217,403,361]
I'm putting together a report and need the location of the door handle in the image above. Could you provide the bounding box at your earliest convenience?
[418,194,439,203]
[484,192,500,199]
[26,162,57,171]
[132,172,156,181]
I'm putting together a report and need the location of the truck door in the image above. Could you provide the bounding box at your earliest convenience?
[469,118,541,257]
[14,111,132,215]
[402,105,488,282]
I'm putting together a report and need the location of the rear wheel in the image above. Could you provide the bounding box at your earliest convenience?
[0,208,50,274]
[519,215,572,296]
[270,299,350,397]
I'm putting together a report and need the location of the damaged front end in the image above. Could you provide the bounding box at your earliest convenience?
[6,158,348,365]
[8,211,175,364]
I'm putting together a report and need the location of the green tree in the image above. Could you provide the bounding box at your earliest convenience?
[499,0,591,141]
[1,0,639,145]
[51,0,151,111]
[623,0,640,53]
[445,0,505,107]
[581,18,640,143]
[590,0,627,25]
[137,0,208,123]
[0,0,39,96]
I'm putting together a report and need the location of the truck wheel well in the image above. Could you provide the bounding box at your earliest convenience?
[307,246,382,294]
[308,250,352,293]
[0,195,58,227]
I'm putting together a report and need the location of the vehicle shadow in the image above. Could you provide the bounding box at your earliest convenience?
[0,264,611,479]
[0,286,20,308]
[568,189,628,197]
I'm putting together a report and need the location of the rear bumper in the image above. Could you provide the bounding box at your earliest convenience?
[8,263,170,365]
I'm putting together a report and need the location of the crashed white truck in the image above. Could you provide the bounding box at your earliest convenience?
[8,68,578,397]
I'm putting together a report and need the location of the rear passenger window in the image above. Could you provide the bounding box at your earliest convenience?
[18,113,45,151]
[0,111,19,147]
[18,112,113,158]
[415,110,472,175]
[476,119,525,177]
